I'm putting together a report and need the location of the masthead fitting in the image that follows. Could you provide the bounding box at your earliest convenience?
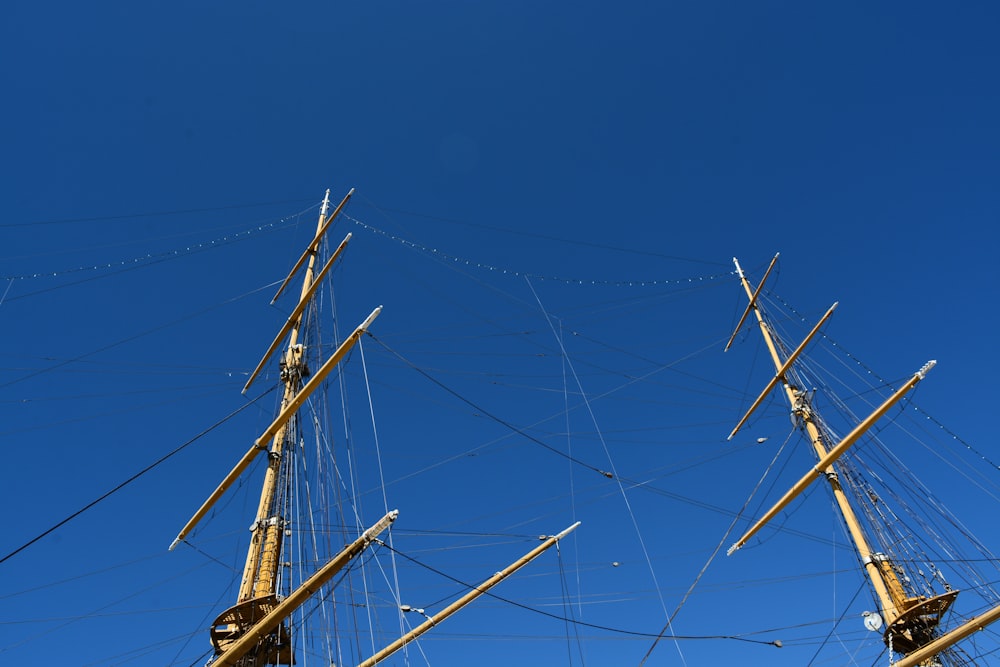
[916,359,937,379]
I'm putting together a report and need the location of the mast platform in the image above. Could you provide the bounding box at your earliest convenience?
[211,595,293,666]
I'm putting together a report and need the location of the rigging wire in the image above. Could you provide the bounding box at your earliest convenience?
[11,207,996,664]
[556,540,587,667]
[0,387,274,566]
[770,291,1000,475]
[169,565,243,667]
[870,412,1000,505]
[763,289,1000,604]
[0,279,284,390]
[288,255,359,667]
[558,319,588,626]
[804,581,869,667]
[1,207,317,301]
[637,423,798,666]
[313,260,366,666]
[359,338,393,533]
[366,332,614,479]
[0,278,13,306]
[526,275,687,667]
[376,539,784,648]
[741,289,1000,665]
[357,336,422,665]
[566,327,746,405]
[354,192,729,268]
[328,288,380,665]
[6,194,737,306]
[366,323,731,495]
[0,551,174,601]
[79,630,215,667]
[2,197,316,228]
[310,285,344,667]
[344,212,734,288]
[0,558,215,656]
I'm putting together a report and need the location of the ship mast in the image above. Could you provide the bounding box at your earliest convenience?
[725,255,1000,666]
[170,188,382,666]
[170,189,583,666]
[235,190,331,606]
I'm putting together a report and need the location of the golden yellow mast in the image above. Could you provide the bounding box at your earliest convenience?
[212,510,400,667]
[171,189,582,666]
[169,189,382,666]
[234,188,336,609]
[726,255,1000,665]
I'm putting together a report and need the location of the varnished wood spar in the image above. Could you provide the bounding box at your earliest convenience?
[242,232,352,394]
[271,187,354,303]
[726,359,935,555]
[727,257,912,623]
[211,510,399,667]
[727,301,838,440]
[237,189,335,600]
[723,253,779,352]
[891,602,1000,667]
[724,257,1000,663]
[355,521,581,667]
[168,306,382,551]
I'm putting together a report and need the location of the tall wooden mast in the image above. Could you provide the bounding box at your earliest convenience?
[210,189,348,666]
[235,190,331,607]
[171,189,381,666]
[170,189,583,666]
[726,256,1000,666]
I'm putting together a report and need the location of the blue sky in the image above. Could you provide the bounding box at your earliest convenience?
[2,3,1000,666]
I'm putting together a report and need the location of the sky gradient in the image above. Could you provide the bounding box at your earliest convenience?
[2,3,999,666]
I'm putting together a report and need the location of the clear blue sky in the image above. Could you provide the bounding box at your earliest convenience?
[2,3,999,666]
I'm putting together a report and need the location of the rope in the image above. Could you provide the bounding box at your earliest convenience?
[0,388,274,565]
[359,337,416,664]
[4,197,316,228]
[359,338,392,520]
[803,580,870,667]
[525,275,686,666]
[378,540,784,646]
[558,319,587,623]
[344,213,734,288]
[353,195,728,267]
[638,423,797,666]
[556,541,586,667]
[366,332,614,478]
[0,278,13,306]
[772,292,1000,474]
[1,206,316,286]
[0,279,283,390]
